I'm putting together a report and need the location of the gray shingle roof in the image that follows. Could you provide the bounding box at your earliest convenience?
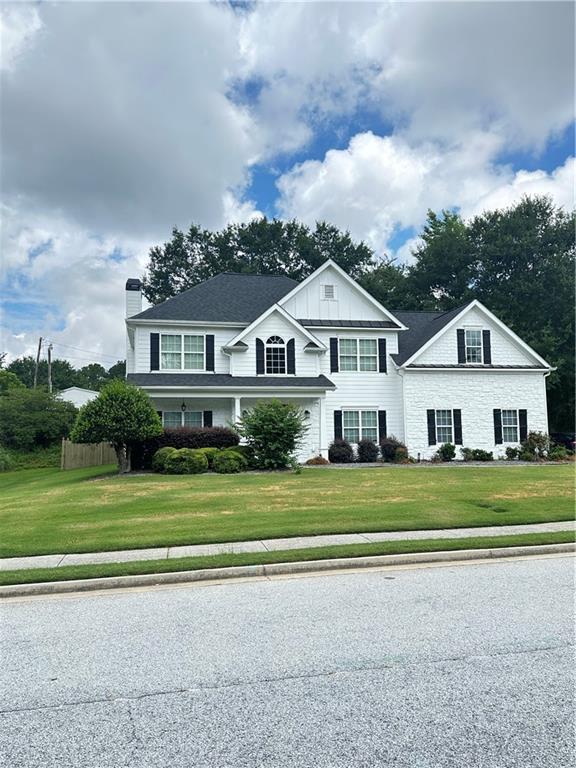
[404,364,546,370]
[392,304,471,365]
[127,373,335,389]
[132,273,298,323]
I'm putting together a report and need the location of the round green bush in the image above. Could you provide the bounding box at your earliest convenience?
[193,447,220,468]
[164,448,208,474]
[328,439,354,463]
[212,450,246,474]
[230,443,257,468]
[152,446,177,473]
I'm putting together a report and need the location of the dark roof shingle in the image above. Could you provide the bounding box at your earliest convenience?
[392,304,471,365]
[132,273,298,323]
[127,373,335,389]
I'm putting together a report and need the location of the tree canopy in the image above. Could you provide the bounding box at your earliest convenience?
[5,357,126,392]
[0,389,77,452]
[71,380,162,473]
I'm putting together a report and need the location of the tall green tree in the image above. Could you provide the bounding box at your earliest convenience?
[76,363,109,390]
[142,218,375,303]
[0,389,77,451]
[6,356,78,390]
[71,380,162,473]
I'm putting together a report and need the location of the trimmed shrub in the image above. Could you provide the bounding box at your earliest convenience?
[460,447,474,462]
[380,436,406,463]
[0,446,14,471]
[194,447,220,468]
[471,449,493,461]
[231,443,258,469]
[236,399,307,470]
[328,438,354,463]
[548,445,568,461]
[357,439,379,463]
[519,449,536,462]
[505,446,520,461]
[212,450,246,474]
[163,448,208,475]
[305,455,330,465]
[152,446,177,473]
[436,443,456,462]
[131,426,239,470]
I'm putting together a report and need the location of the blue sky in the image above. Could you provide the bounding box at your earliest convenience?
[1,1,574,364]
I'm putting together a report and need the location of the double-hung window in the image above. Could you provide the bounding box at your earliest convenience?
[343,410,378,443]
[339,338,378,372]
[435,409,453,443]
[160,334,204,370]
[501,409,519,442]
[162,411,203,428]
[465,329,483,363]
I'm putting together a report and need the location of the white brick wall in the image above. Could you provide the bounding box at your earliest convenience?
[403,370,549,459]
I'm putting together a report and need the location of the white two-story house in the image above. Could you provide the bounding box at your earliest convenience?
[125,260,552,460]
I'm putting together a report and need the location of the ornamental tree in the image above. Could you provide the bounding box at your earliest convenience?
[236,399,307,470]
[70,380,162,473]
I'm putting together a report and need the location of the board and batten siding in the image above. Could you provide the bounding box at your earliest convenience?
[403,370,548,460]
[281,265,387,321]
[132,325,236,374]
[416,307,537,366]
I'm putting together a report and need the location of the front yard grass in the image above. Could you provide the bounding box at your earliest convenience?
[0,464,573,558]
[0,530,573,586]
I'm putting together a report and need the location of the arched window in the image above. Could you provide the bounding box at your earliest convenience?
[265,336,286,374]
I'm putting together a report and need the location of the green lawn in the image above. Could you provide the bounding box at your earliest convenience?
[0,464,573,558]
[0,531,573,587]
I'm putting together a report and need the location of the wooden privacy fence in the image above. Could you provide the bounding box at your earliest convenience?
[61,439,117,470]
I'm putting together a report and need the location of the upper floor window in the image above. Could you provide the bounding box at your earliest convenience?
[265,336,286,374]
[465,329,483,363]
[321,284,336,300]
[160,334,204,370]
[339,338,378,371]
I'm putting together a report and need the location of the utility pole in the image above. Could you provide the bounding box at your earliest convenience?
[33,337,42,388]
[47,343,53,393]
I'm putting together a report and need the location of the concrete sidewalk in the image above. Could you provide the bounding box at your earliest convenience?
[1,521,574,572]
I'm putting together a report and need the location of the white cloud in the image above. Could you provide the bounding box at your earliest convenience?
[0,4,42,72]
[277,131,574,259]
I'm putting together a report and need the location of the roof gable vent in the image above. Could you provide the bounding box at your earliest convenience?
[321,284,336,300]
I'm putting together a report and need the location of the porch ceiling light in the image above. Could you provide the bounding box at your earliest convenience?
[181,402,187,412]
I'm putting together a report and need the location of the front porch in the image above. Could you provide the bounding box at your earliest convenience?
[150,393,328,462]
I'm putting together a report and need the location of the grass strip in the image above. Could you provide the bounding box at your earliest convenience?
[1,531,573,587]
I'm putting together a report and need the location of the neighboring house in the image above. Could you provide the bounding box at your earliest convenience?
[125,260,552,461]
[58,386,99,408]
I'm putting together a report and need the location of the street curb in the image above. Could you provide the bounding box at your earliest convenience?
[0,543,573,599]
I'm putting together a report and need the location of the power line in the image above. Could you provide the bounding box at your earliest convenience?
[43,340,121,363]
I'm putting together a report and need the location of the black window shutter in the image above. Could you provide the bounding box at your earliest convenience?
[150,333,160,371]
[287,339,296,374]
[330,338,339,372]
[378,338,387,373]
[378,410,387,442]
[334,410,343,440]
[457,329,466,364]
[453,409,462,445]
[482,330,492,364]
[157,410,162,421]
[256,338,264,374]
[205,335,215,371]
[519,410,528,442]
[203,410,213,428]
[493,409,503,444]
[427,410,436,446]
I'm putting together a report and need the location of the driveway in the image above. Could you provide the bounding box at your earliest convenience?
[1,556,574,767]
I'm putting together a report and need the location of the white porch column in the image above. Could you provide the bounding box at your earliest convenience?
[233,396,242,424]
[319,396,328,459]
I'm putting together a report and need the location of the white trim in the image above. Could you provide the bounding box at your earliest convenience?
[400,300,553,369]
[277,259,408,330]
[226,304,326,349]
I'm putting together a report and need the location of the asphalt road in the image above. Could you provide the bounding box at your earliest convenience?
[1,556,574,768]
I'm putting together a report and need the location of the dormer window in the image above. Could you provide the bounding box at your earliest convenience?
[465,329,483,363]
[265,336,286,374]
[321,284,336,300]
